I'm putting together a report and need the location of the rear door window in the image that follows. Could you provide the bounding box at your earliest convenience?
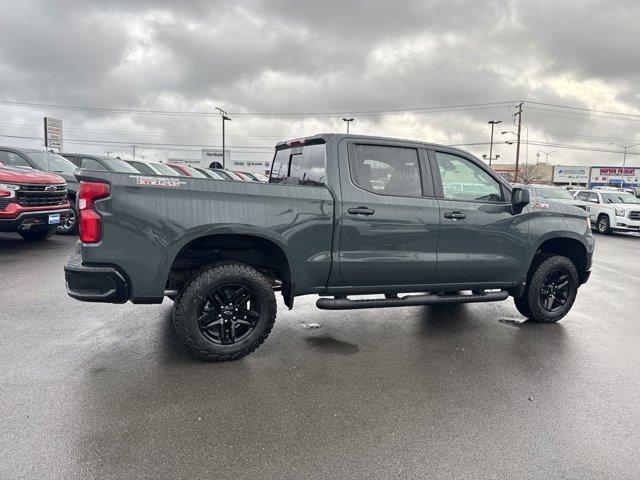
[270,144,326,186]
[350,144,423,197]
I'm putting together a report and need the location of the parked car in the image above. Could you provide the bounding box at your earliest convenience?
[166,163,208,178]
[64,134,593,362]
[622,187,639,197]
[210,169,244,181]
[61,154,140,173]
[193,167,226,180]
[0,165,72,240]
[238,171,267,182]
[0,147,79,234]
[124,160,180,176]
[232,171,255,181]
[513,183,590,211]
[573,189,640,234]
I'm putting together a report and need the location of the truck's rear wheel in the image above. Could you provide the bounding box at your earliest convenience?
[515,255,579,323]
[172,262,277,361]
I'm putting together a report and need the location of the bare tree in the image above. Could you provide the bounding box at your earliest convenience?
[516,164,546,184]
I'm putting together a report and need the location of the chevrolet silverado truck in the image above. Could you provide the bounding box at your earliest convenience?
[64,134,594,361]
[0,147,79,234]
[0,165,71,240]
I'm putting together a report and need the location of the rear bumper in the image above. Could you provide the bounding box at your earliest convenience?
[64,251,129,303]
[0,207,71,232]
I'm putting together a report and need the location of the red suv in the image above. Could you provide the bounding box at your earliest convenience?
[0,165,72,240]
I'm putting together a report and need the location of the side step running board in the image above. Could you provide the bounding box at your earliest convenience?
[316,290,509,310]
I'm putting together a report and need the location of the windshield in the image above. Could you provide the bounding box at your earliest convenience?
[211,169,233,180]
[600,192,640,204]
[101,157,140,173]
[27,152,77,173]
[532,186,575,200]
[150,162,180,176]
[180,166,207,178]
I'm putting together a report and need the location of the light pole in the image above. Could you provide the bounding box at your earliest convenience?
[215,107,231,169]
[487,120,501,166]
[131,145,136,159]
[537,151,556,164]
[342,118,354,134]
[610,143,640,187]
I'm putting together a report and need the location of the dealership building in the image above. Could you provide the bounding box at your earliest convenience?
[167,148,271,175]
[490,163,640,188]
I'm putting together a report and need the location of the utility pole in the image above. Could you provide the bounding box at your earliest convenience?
[342,117,354,134]
[215,107,231,169]
[513,102,523,182]
[610,143,640,187]
[131,145,136,159]
[487,120,501,167]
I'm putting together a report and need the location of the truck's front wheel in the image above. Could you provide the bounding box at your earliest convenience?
[173,262,277,361]
[515,255,579,323]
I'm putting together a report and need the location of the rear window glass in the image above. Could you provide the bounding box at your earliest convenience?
[270,144,326,186]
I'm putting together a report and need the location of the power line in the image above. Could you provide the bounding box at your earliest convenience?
[527,101,640,118]
[527,106,640,123]
[0,98,513,118]
[0,133,274,151]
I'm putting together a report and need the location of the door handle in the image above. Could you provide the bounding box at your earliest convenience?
[443,211,466,220]
[348,206,375,216]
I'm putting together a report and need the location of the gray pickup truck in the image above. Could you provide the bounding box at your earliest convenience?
[64,134,594,361]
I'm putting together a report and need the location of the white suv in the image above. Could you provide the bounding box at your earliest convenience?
[574,189,640,235]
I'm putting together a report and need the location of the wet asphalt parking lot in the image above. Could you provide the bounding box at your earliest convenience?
[1,232,639,479]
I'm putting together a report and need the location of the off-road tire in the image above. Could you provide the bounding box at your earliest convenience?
[513,295,532,318]
[18,228,55,241]
[518,255,579,323]
[596,214,610,234]
[172,262,277,361]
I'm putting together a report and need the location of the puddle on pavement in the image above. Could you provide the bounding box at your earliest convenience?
[305,335,359,355]
[498,318,528,327]
[300,322,321,329]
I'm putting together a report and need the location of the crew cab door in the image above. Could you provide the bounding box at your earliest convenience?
[336,139,440,288]
[429,148,527,285]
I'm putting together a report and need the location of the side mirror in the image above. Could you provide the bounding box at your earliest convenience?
[511,187,530,210]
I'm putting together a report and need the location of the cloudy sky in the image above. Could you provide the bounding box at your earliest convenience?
[0,0,639,167]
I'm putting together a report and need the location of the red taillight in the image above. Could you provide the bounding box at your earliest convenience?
[78,181,110,243]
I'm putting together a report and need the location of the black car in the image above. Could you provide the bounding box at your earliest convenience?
[0,146,79,234]
[61,154,141,174]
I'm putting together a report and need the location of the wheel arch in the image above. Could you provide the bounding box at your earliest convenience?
[166,228,295,308]
[530,234,589,283]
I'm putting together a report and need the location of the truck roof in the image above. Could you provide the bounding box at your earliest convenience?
[275,133,470,155]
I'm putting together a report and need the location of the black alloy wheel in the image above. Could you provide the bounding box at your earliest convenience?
[538,269,571,313]
[198,284,260,344]
[172,262,277,361]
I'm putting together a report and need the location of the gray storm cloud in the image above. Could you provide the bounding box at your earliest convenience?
[0,0,638,165]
